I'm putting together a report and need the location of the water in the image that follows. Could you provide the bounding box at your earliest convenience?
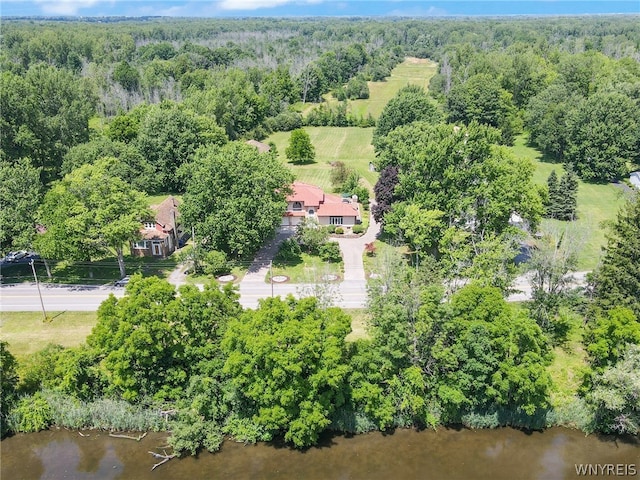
[2,427,638,479]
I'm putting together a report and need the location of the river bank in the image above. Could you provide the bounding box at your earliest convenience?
[2,426,638,480]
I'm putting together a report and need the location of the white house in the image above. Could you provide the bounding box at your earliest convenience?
[630,171,640,190]
[282,181,360,228]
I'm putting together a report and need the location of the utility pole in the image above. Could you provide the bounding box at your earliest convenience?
[270,260,274,297]
[30,259,47,322]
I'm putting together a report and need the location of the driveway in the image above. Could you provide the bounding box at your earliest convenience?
[237,208,380,309]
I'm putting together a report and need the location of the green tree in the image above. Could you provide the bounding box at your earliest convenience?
[88,276,241,402]
[112,60,140,91]
[222,296,351,448]
[585,307,640,371]
[285,128,315,164]
[586,344,640,435]
[557,167,578,221]
[295,218,329,255]
[545,170,561,219]
[446,73,519,144]
[592,195,640,318]
[0,158,42,252]
[525,84,576,160]
[0,65,96,183]
[181,142,293,258]
[34,158,150,278]
[136,102,227,192]
[372,85,442,151]
[377,122,542,244]
[1,342,19,437]
[62,137,157,193]
[565,92,639,182]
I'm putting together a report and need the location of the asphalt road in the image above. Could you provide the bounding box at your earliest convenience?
[0,283,125,312]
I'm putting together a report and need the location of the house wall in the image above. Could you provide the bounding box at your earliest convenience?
[317,215,357,226]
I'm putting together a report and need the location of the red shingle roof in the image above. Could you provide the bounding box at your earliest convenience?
[287,182,325,207]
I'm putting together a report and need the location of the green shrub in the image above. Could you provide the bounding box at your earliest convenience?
[325,225,337,234]
[319,242,342,263]
[335,227,344,235]
[203,250,229,276]
[274,238,302,263]
[352,225,364,234]
[11,392,53,432]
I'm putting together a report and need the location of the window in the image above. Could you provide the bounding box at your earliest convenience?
[143,222,156,229]
[330,216,343,225]
[308,208,315,215]
[133,241,147,249]
[292,201,302,211]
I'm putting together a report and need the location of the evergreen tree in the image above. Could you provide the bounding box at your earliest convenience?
[545,170,561,219]
[592,194,640,318]
[557,166,578,220]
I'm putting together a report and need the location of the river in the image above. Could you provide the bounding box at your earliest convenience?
[2,427,638,479]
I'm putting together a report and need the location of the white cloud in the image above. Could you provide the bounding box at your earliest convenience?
[387,5,448,16]
[35,0,103,15]
[216,0,321,11]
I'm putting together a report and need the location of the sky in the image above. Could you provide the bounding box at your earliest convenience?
[1,1,639,18]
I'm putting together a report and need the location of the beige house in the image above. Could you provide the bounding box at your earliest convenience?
[131,196,182,258]
[282,181,360,228]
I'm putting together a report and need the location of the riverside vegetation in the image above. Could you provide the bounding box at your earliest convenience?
[1,15,639,455]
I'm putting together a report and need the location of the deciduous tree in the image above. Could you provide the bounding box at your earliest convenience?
[34,158,150,278]
[181,142,293,258]
[285,128,315,164]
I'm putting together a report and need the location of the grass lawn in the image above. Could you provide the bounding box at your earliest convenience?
[1,255,177,285]
[269,252,342,284]
[546,311,588,407]
[349,57,438,119]
[267,126,378,191]
[510,135,626,270]
[0,311,98,359]
[266,58,438,193]
[345,308,370,342]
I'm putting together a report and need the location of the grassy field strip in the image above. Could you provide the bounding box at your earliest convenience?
[268,127,377,192]
[0,311,98,359]
[350,57,438,119]
[510,135,625,270]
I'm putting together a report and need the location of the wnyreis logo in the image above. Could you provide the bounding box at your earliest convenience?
[575,464,638,476]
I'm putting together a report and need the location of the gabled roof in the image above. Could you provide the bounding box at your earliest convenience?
[317,193,359,217]
[287,182,325,207]
[151,196,180,231]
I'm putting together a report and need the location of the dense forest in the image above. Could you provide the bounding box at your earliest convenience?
[1,16,639,454]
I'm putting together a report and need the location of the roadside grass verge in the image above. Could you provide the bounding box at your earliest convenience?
[1,255,177,286]
[267,126,377,191]
[510,135,626,270]
[268,252,343,284]
[0,311,98,359]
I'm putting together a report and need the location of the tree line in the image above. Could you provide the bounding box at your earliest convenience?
[2,193,638,447]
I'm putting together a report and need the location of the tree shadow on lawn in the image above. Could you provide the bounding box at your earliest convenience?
[2,256,177,286]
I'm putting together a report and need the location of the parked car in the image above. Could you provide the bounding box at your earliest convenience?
[114,276,130,287]
[4,250,28,262]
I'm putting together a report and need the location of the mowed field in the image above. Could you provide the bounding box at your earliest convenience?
[267,126,377,191]
[268,57,438,191]
[509,135,627,270]
[0,311,98,359]
[349,57,438,119]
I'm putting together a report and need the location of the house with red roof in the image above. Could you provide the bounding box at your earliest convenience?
[131,196,182,258]
[282,181,361,228]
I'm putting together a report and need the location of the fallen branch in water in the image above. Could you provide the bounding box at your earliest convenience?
[78,431,89,437]
[109,432,147,441]
[149,450,176,470]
